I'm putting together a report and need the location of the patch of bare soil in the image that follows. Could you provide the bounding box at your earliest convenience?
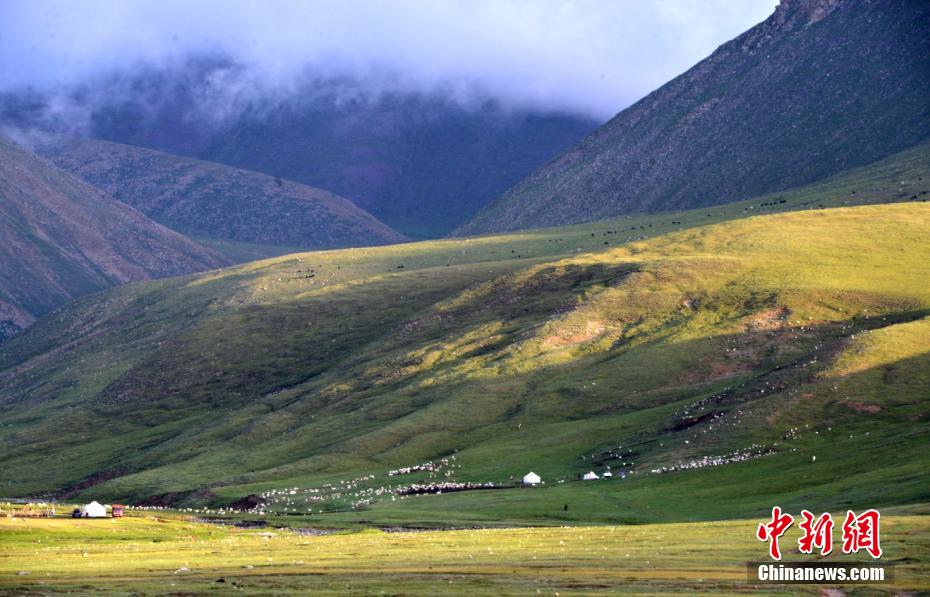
[55,466,133,499]
[227,494,266,511]
[137,489,218,508]
[743,306,791,332]
[842,400,882,413]
[679,356,754,385]
[540,319,607,349]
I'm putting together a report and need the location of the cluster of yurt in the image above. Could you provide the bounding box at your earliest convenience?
[523,470,622,484]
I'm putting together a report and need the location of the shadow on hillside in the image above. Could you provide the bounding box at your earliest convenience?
[3,303,926,504]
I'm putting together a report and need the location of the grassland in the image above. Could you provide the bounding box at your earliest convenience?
[1,509,928,595]
[0,143,929,530]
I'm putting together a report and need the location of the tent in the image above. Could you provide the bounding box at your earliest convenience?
[602,470,613,478]
[582,471,599,480]
[81,501,107,518]
[522,472,542,486]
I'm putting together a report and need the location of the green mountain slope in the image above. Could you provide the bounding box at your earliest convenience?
[1,147,928,525]
[0,136,228,341]
[459,0,930,235]
[33,136,406,251]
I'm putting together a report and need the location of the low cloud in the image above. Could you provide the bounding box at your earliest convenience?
[0,0,776,120]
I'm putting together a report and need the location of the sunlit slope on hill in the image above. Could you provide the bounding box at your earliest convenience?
[1,179,928,522]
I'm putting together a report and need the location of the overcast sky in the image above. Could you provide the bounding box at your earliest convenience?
[0,0,778,119]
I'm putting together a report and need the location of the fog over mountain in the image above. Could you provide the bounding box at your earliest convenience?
[0,1,778,237]
[0,0,776,121]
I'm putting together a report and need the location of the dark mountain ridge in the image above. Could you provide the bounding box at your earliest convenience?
[32,136,406,250]
[202,94,599,238]
[459,0,930,234]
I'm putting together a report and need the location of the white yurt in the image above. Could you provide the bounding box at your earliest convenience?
[522,472,542,486]
[81,501,107,518]
[582,471,599,480]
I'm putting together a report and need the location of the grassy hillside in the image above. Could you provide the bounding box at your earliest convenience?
[2,510,928,594]
[0,136,227,341]
[34,136,406,251]
[1,145,928,527]
[459,0,930,234]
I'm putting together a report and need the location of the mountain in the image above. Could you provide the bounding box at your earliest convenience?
[195,95,599,237]
[32,136,406,250]
[0,69,600,238]
[458,0,930,234]
[1,147,928,524]
[0,136,227,341]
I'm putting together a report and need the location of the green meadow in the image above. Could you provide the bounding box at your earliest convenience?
[1,509,928,595]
